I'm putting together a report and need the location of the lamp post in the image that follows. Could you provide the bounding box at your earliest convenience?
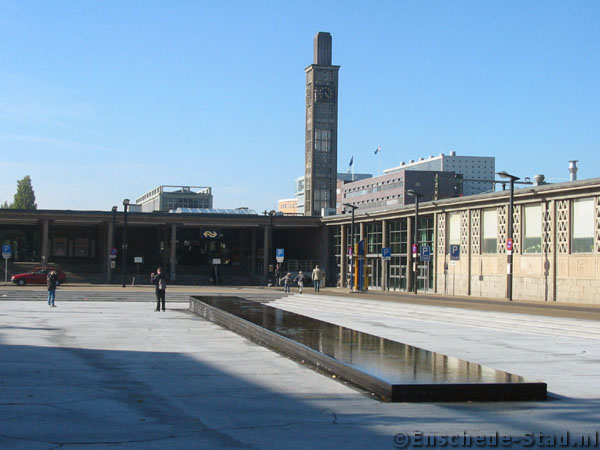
[268,210,275,285]
[111,205,117,284]
[343,203,358,291]
[406,189,422,295]
[121,199,130,288]
[496,171,519,301]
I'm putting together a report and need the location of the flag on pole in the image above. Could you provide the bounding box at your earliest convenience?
[349,156,354,167]
[374,146,381,155]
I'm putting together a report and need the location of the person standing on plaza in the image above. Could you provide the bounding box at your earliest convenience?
[280,272,293,294]
[47,270,58,307]
[311,265,323,292]
[151,267,167,312]
[293,271,304,294]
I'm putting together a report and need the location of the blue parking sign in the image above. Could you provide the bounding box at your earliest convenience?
[2,244,11,256]
[420,245,431,261]
[450,245,460,261]
[381,247,391,260]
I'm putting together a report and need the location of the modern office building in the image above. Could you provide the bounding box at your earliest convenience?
[304,32,339,216]
[136,185,213,212]
[384,151,495,196]
[337,170,462,214]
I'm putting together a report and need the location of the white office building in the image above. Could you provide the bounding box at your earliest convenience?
[136,185,213,213]
[384,151,495,196]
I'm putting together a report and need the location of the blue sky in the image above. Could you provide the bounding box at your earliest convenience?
[1,1,598,211]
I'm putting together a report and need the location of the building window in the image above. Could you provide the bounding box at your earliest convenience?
[366,222,382,254]
[523,204,542,254]
[448,212,460,246]
[482,208,497,253]
[571,198,594,253]
[389,220,407,255]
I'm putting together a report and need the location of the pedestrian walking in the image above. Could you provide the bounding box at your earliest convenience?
[150,267,167,312]
[294,271,304,294]
[312,265,322,292]
[280,272,293,293]
[274,263,281,287]
[47,270,58,307]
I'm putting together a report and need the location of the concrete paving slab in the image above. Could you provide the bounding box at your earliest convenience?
[1,293,599,449]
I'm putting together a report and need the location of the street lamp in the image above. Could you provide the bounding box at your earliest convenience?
[111,205,117,284]
[406,189,423,295]
[268,210,275,286]
[343,203,358,291]
[496,171,519,301]
[121,199,130,288]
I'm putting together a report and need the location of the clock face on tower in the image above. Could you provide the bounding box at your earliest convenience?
[316,86,333,102]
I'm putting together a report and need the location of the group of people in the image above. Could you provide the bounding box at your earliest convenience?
[279,265,323,294]
[45,263,323,311]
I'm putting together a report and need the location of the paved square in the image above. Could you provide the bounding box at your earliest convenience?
[1,293,599,448]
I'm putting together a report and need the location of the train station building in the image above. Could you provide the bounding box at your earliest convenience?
[324,177,600,304]
[0,208,324,286]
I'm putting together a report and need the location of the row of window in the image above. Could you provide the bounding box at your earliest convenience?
[447,198,596,254]
[332,197,597,257]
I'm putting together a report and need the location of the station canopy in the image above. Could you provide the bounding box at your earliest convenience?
[171,208,258,215]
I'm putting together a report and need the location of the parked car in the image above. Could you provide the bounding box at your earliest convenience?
[11,267,67,286]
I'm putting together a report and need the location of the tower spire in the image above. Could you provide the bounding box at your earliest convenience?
[313,32,332,65]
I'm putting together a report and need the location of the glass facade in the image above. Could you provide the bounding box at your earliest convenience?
[366,222,382,255]
[388,219,407,291]
[0,225,40,262]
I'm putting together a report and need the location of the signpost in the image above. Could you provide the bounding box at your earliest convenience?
[381,247,391,260]
[2,244,11,285]
[276,248,285,263]
[417,245,432,293]
[450,245,460,261]
[506,238,513,255]
[109,247,117,259]
[420,245,431,262]
[411,243,418,257]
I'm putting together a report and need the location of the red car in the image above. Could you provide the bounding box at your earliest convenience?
[11,267,67,286]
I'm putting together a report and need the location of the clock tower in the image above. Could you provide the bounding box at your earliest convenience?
[304,32,339,216]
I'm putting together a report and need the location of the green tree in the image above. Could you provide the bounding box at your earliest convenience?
[11,176,37,210]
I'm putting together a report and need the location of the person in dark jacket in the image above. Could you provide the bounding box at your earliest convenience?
[150,267,167,312]
[47,270,58,307]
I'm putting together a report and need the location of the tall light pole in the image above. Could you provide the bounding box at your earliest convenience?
[121,199,130,288]
[268,210,275,285]
[406,189,422,295]
[496,171,519,301]
[111,205,117,284]
[343,203,358,292]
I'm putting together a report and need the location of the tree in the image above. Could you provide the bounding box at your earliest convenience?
[1,200,10,209]
[11,176,37,210]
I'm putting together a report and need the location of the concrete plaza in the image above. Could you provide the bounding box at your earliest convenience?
[1,286,599,449]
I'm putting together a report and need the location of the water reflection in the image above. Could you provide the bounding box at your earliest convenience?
[194,296,526,386]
